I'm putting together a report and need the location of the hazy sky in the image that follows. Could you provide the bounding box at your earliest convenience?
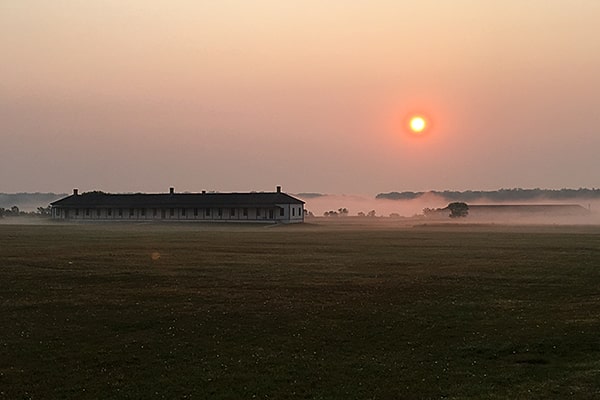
[2,0,599,195]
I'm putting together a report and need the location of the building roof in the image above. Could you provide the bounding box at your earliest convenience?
[51,191,305,208]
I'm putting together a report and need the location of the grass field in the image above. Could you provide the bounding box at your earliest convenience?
[1,221,600,399]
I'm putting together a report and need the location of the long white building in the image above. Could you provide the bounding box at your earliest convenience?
[51,186,305,223]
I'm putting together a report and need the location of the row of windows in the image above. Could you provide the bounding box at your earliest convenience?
[67,207,302,218]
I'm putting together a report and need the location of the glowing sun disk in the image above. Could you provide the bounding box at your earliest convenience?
[409,116,426,133]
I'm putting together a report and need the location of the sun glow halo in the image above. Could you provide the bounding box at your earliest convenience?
[409,116,427,133]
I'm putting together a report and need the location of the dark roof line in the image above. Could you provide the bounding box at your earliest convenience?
[51,190,304,208]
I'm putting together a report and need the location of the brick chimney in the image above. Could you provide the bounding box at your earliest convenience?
[73,189,79,196]
[276,186,281,193]
[169,187,175,195]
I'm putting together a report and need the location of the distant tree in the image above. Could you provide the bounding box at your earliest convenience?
[367,210,376,217]
[389,213,400,218]
[304,209,314,218]
[447,202,469,218]
[357,212,366,217]
[423,207,435,216]
[323,210,339,217]
[11,206,19,215]
[338,208,349,216]
[423,207,446,217]
[37,206,51,216]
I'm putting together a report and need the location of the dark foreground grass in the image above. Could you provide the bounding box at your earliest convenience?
[1,222,600,399]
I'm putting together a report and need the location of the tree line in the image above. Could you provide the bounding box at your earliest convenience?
[376,188,600,202]
[322,209,378,217]
[0,206,52,218]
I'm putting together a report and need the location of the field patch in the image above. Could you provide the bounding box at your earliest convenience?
[1,223,600,399]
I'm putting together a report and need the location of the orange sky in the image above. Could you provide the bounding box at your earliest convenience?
[2,1,599,194]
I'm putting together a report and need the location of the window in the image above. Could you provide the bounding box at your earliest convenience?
[118,209,123,217]
[141,208,146,216]
[129,208,134,216]
[96,209,101,217]
[194,208,198,217]
[280,208,284,216]
[218,208,223,217]
[243,208,248,217]
[292,208,295,216]
[269,210,274,219]
[153,208,157,217]
[75,209,79,216]
[206,208,211,216]
[181,208,186,217]
[86,209,90,216]
[230,208,235,216]
[170,208,174,217]
[108,209,112,216]
[256,208,261,217]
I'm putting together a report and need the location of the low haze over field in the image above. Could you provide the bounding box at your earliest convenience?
[299,189,600,222]
[2,1,600,194]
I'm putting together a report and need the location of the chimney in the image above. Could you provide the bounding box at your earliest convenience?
[202,190,206,194]
[276,186,281,193]
[73,189,79,196]
[169,187,174,195]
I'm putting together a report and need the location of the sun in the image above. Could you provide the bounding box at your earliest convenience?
[409,116,427,133]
